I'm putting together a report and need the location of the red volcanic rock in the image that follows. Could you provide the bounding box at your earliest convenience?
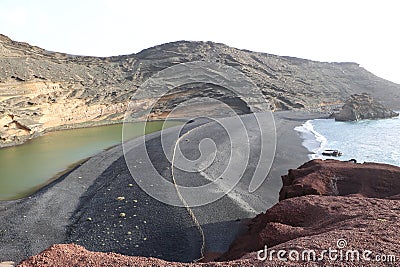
[17,244,183,267]
[218,160,400,264]
[279,159,400,200]
[17,244,257,267]
[218,195,400,263]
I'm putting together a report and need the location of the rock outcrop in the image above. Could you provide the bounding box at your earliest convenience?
[217,159,400,264]
[16,160,400,266]
[218,195,400,265]
[279,159,400,200]
[330,93,399,121]
[2,34,400,147]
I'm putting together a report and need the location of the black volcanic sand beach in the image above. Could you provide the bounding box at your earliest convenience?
[66,152,203,262]
[0,111,325,264]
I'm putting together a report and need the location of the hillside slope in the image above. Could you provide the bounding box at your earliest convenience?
[1,34,399,147]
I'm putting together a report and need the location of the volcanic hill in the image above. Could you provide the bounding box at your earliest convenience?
[1,34,399,147]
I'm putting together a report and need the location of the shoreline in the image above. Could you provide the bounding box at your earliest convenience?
[0,119,125,149]
[0,119,185,201]
[0,109,326,150]
[0,141,127,262]
[2,157,90,201]
[0,117,187,149]
[296,114,400,165]
[0,111,322,264]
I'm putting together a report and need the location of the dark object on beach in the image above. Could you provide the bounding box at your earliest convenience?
[322,149,342,157]
[348,158,357,163]
[330,93,399,121]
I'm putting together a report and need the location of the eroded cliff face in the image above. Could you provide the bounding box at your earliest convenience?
[0,34,137,146]
[0,78,129,145]
[1,34,400,147]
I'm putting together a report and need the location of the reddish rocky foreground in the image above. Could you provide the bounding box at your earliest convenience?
[17,160,400,266]
[279,159,400,200]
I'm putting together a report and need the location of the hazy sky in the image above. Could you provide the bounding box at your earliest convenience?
[0,0,399,84]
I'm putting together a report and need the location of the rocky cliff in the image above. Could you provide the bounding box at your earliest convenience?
[1,34,400,147]
[330,93,399,121]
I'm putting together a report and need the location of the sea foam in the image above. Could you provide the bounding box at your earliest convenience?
[295,120,327,159]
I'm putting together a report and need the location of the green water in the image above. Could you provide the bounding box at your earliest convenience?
[0,121,181,200]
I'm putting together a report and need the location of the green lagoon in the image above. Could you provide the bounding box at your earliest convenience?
[0,121,181,200]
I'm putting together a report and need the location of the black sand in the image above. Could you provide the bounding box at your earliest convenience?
[0,111,325,264]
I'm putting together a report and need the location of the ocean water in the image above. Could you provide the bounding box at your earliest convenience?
[295,114,400,166]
